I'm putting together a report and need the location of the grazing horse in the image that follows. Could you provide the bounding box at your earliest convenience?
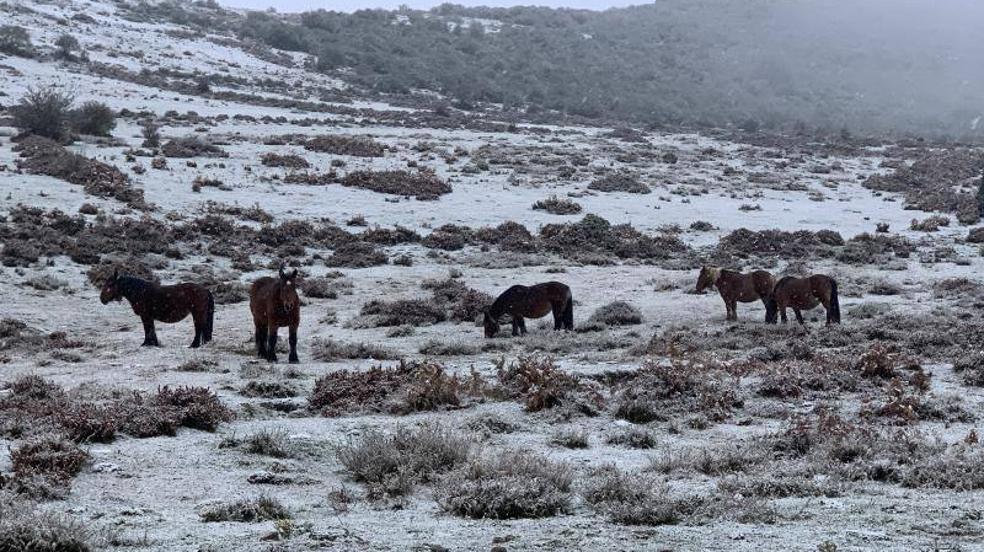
[695,266,776,321]
[483,281,573,338]
[765,274,841,325]
[100,271,214,347]
[250,265,300,363]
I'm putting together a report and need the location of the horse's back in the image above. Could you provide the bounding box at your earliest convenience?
[531,281,571,301]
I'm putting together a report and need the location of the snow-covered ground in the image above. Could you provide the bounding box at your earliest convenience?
[2,1,984,551]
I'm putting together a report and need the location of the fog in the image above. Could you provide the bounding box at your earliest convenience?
[227,0,984,135]
[219,0,643,12]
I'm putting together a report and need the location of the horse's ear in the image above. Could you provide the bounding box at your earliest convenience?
[290,269,298,279]
[112,269,119,281]
[278,262,287,280]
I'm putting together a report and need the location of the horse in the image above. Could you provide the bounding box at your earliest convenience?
[249,264,300,363]
[100,270,214,348]
[695,266,776,321]
[765,274,841,325]
[483,281,573,338]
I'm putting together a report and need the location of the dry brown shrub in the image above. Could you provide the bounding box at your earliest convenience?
[496,355,602,414]
[612,358,742,424]
[304,134,385,157]
[340,169,451,200]
[260,152,310,169]
[324,242,387,268]
[353,298,446,327]
[309,360,466,416]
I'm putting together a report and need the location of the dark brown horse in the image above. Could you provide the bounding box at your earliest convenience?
[250,265,300,363]
[483,281,573,338]
[695,266,776,321]
[100,271,214,347]
[765,274,841,325]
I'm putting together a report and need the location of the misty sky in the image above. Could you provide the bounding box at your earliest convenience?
[219,0,645,12]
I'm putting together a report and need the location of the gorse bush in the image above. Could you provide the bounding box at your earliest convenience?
[70,101,116,136]
[11,87,74,142]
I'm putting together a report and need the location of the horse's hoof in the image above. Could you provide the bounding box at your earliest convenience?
[288,358,299,365]
[190,343,201,349]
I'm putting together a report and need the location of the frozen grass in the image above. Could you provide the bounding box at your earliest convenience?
[199,495,291,523]
[436,451,573,519]
[337,425,471,498]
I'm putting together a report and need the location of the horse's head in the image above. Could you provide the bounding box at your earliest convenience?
[695,266,718,294]
[482,308,499,338]
[278,264,300,313]
[100,270,122,304]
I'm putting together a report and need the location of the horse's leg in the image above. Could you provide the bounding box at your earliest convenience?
[518,317,527,335]
[728,299,739,321]
[511,318,520,337]
[552,303,563,330]
[141,316,160,346]
[819,296,833,325]
[287,325,301,364]
[780,306,788,324]
[190,316,202,349]
[793,308,805,325]
[267,327,279,362]
[255,322,268,359]
[288,325,299,364]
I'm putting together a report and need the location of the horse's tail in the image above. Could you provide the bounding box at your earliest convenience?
[828,278,841,324]
[563,292,574,330]
[205,290,215,342]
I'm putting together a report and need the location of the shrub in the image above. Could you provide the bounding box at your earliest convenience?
[340,169,451,200]
[8,437,89,497]
[496,355,602,414]
[612,359,742,424]
[240,381,297,399]
[584,468,697,526]
[152,386,233,431]
[418,339,480,356]
[532,196,582,215]
[11,87,74,142]
[325,242,387,268]
[0,25,32,57]
[161,137,227,158]
[550,428,589,449]
[70,101,116,136]
[304,134,385,157]
[588,301,643,326]
[298,277,338,298]
[200,495,291,522]
[260,153,310,169]
[353,298,446,327]
[337,425,471,498]
[140,122,161,148]
[588,172,650,194]
[0,495,94,550]
[310,337,400,361]
[243,428,292,458]
[436,451,573,519]
[54,33,80,60]
[606,427,657,449]
[910,215,950,232]
[309,360,464,416]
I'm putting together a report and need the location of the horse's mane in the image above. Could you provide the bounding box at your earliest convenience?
[117,275,156,298]
[774,275,797,289]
